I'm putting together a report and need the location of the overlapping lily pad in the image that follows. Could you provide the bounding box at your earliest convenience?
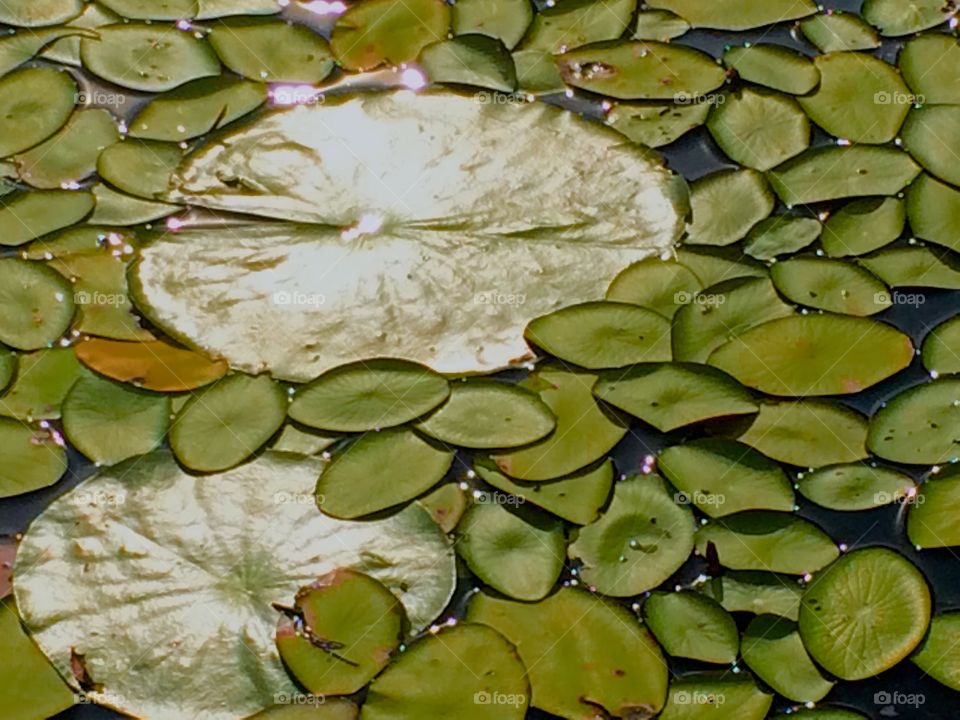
[912,611,960,690]
[519,0,635,53]
[868,378,960,464]
[741,615,834,702]
[208,19,334,83]
[798,463,915,511]
[420,36,517,92]
[922,316,960,375]
[800,12,879,52]
[743,216,821,260]
[770,257,890,316]
[75,337,228,391]
[900,33,960,104]
[0,67,76,159]
[862,0,951,35]
[451,0,532,49]
[0,259,74,350]
[908,173,960,252]
[699,571,803,620]
[646,0,816,29]
[642,591,738,664]
[723,44,820,95]
[821,197,905,257]
[0,418,68,498]
[685,169,774,247]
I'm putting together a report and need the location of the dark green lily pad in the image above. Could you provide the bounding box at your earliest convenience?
[800,12,880,52]
[606,101,709,148]
[902,105,960,187]
[512,48,564,94]
[0,191,94,247]
[15,109,119,189]
[0,348,88,420]
[98,140,182,200]
[0,67,76,158]
[798,463,916,511]
[743,216,821,260]
[642,591,738,664]
[912,611,960,690]
[699,571,803,620]
[900,33,960,104]
[0,418,67,498]
[647,0,816,29]
[741,615,834,702]
[0,259,74,350]
[451,0,531,50]
[420,35,517,92]
[862,0,951,35]
[723,43,820,95]
[674,247,767,287]
[88,183,180,225]
[331,0,450,71]
[770,257,890,316]
[659,675,772,720]
[908,173,960,252]
[634,9,690,40]
[859,246,960,289]
[821,197,905,257]
[519,0,635,53]
[799,547,931,680]
[868,378,960,464]
[208,18,334,83]
[907,467,960,548]
[606,257,702,319]
[922,316,960,375]
[685,169,774,246]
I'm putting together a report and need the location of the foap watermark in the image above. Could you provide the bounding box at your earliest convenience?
[474,92,529,105]
[874,290,925,308]
[76,90,126,107]
[675,291,726,307]
[874,690,925,708]
[474,290,526,306]
[76,692,126,706]
[75,489,126,507]
[273,291,326,307]
[268,85,326,106]
[674,491,725,508]
[75,290,128,307]
[874,490,924,506]
[473,491,525,507]
[473,691,526,707]
[274,692,327,706]
[874,91,924,106]
[673,92,725,106]
[672,690,726,706]
[274,491,321,506]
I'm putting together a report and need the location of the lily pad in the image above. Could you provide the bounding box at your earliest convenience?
[734,400,869,467]
[317,428,454,519]
[39,2,121,66]
[569,474,695,596]
[912,611,960,690]
[859,246,960,289]
[456,502,565,601]
[14,452,456,720]
[646,0,816,29]
[519,0,635,53]
[922,316,960,375]
[606,257,702,319]
[741,615,834,702]
[420,35,517,92]
[900,33,960,104]
[15,108,119,189]
[87,183,180,225]
[773,709,865,720]
[800,12,880,52]
[634,9,690,40]
[415,379,555,449]
[0,0,83,27]
[695,512,839,574]
[0,348,88,420]
[867,378,960,464]
[723,43,820,95]
[271,424,340,457]
[0,67,76,158]
[606,101,709,148]
[799,547,931,680]
[208,18,335,83]
[99,0,198,19]
[0,347,14,392]
[0,259,74,350]
[0,26,94,76]
[901,105,960,187]
[658,438,795,518]
[674,247,767,287]
[743,216,821,260]
[908,467,960,548]
[821,196,905,257]
[512,48,564,93]
[659,675,772,720]
[252,701,359,720]
[685,169,774,246]
[98,140,182,200]
[642,591,739,663]
[451,0,532,50]
[707,88,810,171]
[361,624,528,720]
[468,587,668,718]
[798,463,916,511]
[908,173,960,252]
[708,314,914,396]
[770,257,890,316]
[0,418,67,498]
[170,373,287,472]
[418,482,468,532]
[862,0,951,35]
[699,571,803,620]
[0,191,95,247]
[75,337,228,392]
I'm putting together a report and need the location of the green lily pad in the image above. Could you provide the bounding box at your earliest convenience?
[606,101,709,148]
[100,0,198,19]
[672,277,794,363]
[707,88,810,171]
[493,365,628,481]
[208,18,334,83]
[0,348,87,420]
[98,140,183,200]
[15,108,119,189]
[556,40,726,100]
[331,0,450,71]
[318,428,454,519]
[912,611,960,690]
[570,474,695,596]
[908,173,960,252]
[75,337,227,392]
[859,246,960,289]
[768,146,921,205]
[902,105,960,187]
[773,709,866,720]
[276,569,405,696]
[659,675,773,720]
[512,48,564,94]
[40,2,121,66]
[798,463,916,511]
[743,216,821,260]
[88,183,180,225]
[451,0,532,50]
[271,424,341,457]
[63,373,169,466]
[170,373,287,472]
[646,0,816,29]
[908,468,960,548]
[0,0,83,27]
[525,301,671,369]
[252,701,359,720]
[659,438,795,518]
[361,624,528,720]
[15,452,456,719]
[0,191,95,247]
[0,259,74,350]
[699,571,803,620]
[741,615,834,702]
[594,363,758,432]
[0,418,68,498]
[900,33,960,104]
[0,67,76,158]
[708,314,914,396]
[81,23,220,92]
[799,547,931,680]
[0,347,14,392]
[420,35,517,92]
[862,0,951,35]
[923,316,960,375]
[868,378,960,464]
[734,400,869,467]
[196,0,278,18]
[519,0,635,53]
[418,482,468,532]
[474,458,614,525]
[634,9,690,40]
[606,257,702,319]
[770,257,890,316]
[696,512,839,574]
[685,169,774,246]
[290,359,449,433]
[415,379,556,449]
[642,591,738,664]
[800,12,880,52]
[723,43,820,95]
[0,26,94,76]
[821,196,905,257]
[129,77,266,141]
[456,502,565,601]
[468,587,668,718]
[674,247,767,287]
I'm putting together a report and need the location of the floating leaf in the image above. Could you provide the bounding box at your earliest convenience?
[512,48,564,93]
[646,0,816,29]
[74,337,227,392]
[708,314,913,396]
[468,587,668,718]
[0,347,14,392]
[741,615,834,702]
[63,373,169,466]
[290,359,449,433]
[642,591,738,664]
[606,101,709,148]
[674,247,767,287]
[98,140,182,200]
[420,35,517,92]
[696,512,839,574]
[0,418,67,498]
[361,624,528,719]
[912,611,960,690]
[0,26,94,76]
[699,571,803,620]
[908,468,960,548]
[820,197,905,257]
[859,246,960,289]
[633,9,690,40]
[252,700,359,720]
[276,569,404,696]
[868,378,960,464]
[770,257,890,316]
[922,316,960,375]
[99,0,198,19]
[734,400,869,467]
[451,0,532,50]
[418,482,468,532]
[271,424,340,457]
[0,191,94,247]
[900,33,960,104]
[773,709,865,720]
[80,23,220,92]
[798,463,915,511]
[800,12,880,52]
[723,43,820,95]
[0,348,87,420]
[862,0,951,35]
[658,438,795,518]
[707,88,810,171]
[685,169,774,246]
[570,474,695,596]
[799,547,930,680]
[908,172,960,253]
[901,105,960,188]
[197,0,279,18]
[743,216,821,260]
[15,108,119,189]
[14,452,456,719]
[659,675,772,719]
[415,379,555,448]
[0,0,83,27]
[40,2,120,66]
[87,183,180,225]
[0,259,74,350]
[0,67,76,158]
[456,502,565,601]
[208,18,334,83]
[606,257,702,319]
[519,0,635,53]
[317,428,454,519]
[557,40,726,100]
[768,146,921,205]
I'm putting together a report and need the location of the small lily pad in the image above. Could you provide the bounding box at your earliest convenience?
[519,0,635,53]
[646,0,816,29]
[98,140,182,200]
[0,418,67,498]
[451,0,532,50]
[696,512,839,574]
[420,35,517,92]
[799,547,931,680]
[798,463,916,511]
[0,259,74,350]
[634,9,690,40]
[170,373,287,472]
[606,257,702,319]
[699,571,803,620]
[0,67,76,158]
[862,0,951,35]
[659,675,772,720]
[743,216,821,260]
[0,348,88,420]
[570,474,695,596]
[318,428,454,519]
[512,48,564,93]
[0,191,95,247]
[901,105,960,187]
[724,43,820,95]
[15,108,119,189]
[741,615,834,702]
[900,33,960,104]
[685,169,774,246]
[642,591,739,664]
[208,18,335,83]
[867,378,960,464]
[271,424,341,457]
[0,26,94,76]
[606,101,709,148]
[908,172,960,252]
[821,196,905,257]
[770,257,890,316]
[0,0,83,26]
[456,502,565,601]
[708,314,914,396]
[774,709,865,720]
[912,611,960,690]
[99,0,197,19]
[859,246,960,289]
[39,2,120,66]
[418,482,468,532]
[922,316,960,375]
[674,247,767,287]
[87,183,180,225]
[75,337,228,391]
[415,379,556,449]
[800,12,880,52]
[252,701,359,720]
[659,438,795,518]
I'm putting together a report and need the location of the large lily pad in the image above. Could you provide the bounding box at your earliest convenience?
[646,0,816,29]
[798,463,915,511]
[770,257,890,316]
[900,34,960,104]
[208,18,334,83]
[14,451,456,720]
[0,67,76,159]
